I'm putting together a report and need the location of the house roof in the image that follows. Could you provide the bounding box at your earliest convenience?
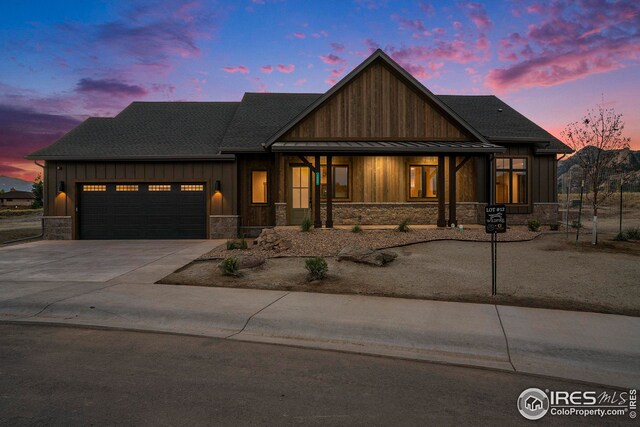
[0,190,34,199]
[27,102,239,160]
[27,51,571,160]
[437,95,572,153]
[220,93,322,152]
[271,140,506,154]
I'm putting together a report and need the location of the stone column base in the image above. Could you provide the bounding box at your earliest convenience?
[275,203,287,226]
[43,216,72,240]
[210,215,239,239]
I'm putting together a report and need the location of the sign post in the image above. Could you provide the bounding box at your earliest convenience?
[485,204,506,296]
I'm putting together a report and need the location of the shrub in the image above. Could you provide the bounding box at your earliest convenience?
[351,225,362,233]
[218,257,240,276]
[624,227,640,240]
[614,232,628,242]
[571,220,583,229]
[527,219,540,232]
[549,223,560,231]
[301,216,313,232]
[396,218,411,232]
[226,239,248,250]
[305,257,328,281]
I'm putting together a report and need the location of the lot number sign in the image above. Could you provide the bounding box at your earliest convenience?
[485,205,507,233]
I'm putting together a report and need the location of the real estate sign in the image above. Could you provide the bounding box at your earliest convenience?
[485,205,507,233]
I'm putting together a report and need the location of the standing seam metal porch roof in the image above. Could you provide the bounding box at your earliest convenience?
[270,140,506,153]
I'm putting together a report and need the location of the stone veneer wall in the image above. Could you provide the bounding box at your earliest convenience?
[315,202,485,226]
[509,203,559,225]
[43,216,72,240]
[210,215,239,239]
[275,203,287,226]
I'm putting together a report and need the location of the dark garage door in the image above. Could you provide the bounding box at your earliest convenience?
[79,183,207,239]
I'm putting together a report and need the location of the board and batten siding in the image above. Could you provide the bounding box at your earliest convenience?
[281,60,474,141]
[44,160,236,238]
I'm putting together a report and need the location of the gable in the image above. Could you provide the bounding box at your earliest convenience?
[281,59,473,141]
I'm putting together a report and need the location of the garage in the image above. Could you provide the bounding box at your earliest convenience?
[79,183,207,239]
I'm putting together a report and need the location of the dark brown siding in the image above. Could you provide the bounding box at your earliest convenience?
[282,60,473,141]
[44,160,236,239]
[237,154,276,233]
[494,145,557,214]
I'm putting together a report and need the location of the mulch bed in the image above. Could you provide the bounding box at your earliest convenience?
[200,226,542,260]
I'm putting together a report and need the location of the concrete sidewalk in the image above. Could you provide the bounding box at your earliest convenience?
[1,280,638,389]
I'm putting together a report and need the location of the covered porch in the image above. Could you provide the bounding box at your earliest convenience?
[271,140,505,228]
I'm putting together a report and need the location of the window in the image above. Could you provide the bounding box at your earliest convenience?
[115,185,138,192]
[495,158,528,204]
[251,170,268,204]
[409,165,438,198]
[83,185,106,192]
[148,184,171,192]
[181,184,204,191]
[291,167,309,209]
[320,165,349,199]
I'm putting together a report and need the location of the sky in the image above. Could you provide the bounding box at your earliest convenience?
[1,0,639,181]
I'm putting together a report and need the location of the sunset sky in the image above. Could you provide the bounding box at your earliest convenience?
[1,0,639,181]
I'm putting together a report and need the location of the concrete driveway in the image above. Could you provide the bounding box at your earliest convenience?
[0,240,223,284]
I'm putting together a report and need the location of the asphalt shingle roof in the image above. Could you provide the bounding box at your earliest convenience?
[28,102,239,160]
[0,190,34,199]
[28,92,571,159]
[437,95,572,153]
[220,92,322,151]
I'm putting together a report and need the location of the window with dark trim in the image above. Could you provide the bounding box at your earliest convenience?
[409,165,438,198]
[320,165,349,199]
[495,157,528,204]
[251,170,268,204]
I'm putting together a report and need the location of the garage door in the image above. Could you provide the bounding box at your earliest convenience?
[79,183,207,239]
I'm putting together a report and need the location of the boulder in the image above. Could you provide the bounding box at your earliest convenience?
[336,245,397,266]
[255,228,291,253]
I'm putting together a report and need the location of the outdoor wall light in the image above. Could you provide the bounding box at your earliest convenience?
[214,180,221,193]
[57,180,65,193]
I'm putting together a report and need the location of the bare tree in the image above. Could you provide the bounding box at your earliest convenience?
[561,104,630,244]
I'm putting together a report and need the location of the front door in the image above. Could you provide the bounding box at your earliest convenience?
[289,166,310,225]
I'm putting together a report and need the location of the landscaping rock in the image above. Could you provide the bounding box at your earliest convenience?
[337,245,397,266]
[255,228,291,253]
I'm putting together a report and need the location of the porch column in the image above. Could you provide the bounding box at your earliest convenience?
[326,155,334,228]
[448,155,457,226]
[313,155,322,229]
[437,155,446,227]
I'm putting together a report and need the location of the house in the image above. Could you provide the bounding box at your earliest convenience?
[0,189,35,209]
[27,49,571,240]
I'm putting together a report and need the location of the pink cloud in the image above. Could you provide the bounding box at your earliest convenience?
[527,3,543,14]
[418,1,435,16]
[325,68,346,85]
[223,65,249,74]
[463,2,492,31]
[330,42,345,52]
[276,64,295,73]
[311,30,329,38]
[293,32,305,39]
[488,0,640,91]
[319,54,345,65]
[294,78,307,86]
[260,65,273,74]
[75,78,147,97]
[452,21,463,30]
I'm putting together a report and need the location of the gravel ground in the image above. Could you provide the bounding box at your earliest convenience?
[161,232,640,316]
[200,226,540,259]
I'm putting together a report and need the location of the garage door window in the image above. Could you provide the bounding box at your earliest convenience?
[116,185,138,192]
[149,184,171,191]
[181,184,204,191]
[83,185,106,192]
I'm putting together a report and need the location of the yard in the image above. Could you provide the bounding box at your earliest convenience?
[0,209,42,243]
[159,227,640,317]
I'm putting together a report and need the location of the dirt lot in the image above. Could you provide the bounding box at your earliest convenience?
[161,232,640,317]
[0,209,42,243]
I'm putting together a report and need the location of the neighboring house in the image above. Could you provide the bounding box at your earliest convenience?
[27,50,572,240]
[0,189,35,208]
